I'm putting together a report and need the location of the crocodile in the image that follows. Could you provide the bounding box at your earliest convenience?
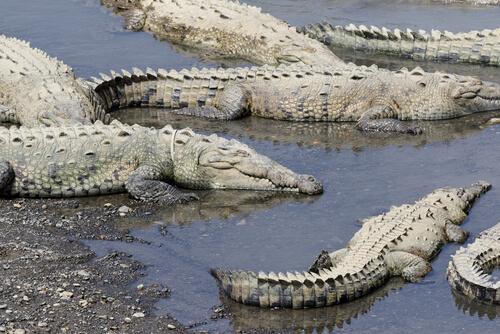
[0,120,322,203]
[93,63,500,134]
[211,181,491,308]
[0,35,108,127]
[438,0,500,4]
[100,0,343,66]
[446,222,500,304]
[300,23,500,66]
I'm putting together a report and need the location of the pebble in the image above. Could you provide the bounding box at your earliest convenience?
[77,270,90,278]
[124,317,132,324]
[132,312,145,318]
[137,284,144,290]
[60,291,74,298]
[118,206,131,214]
[487,118,500,125]
[167,324,176,330]
[14,330,25,334]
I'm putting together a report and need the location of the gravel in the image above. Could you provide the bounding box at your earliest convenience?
[0,196,188,333]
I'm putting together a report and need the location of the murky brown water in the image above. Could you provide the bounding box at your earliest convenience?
[1,0,500,332]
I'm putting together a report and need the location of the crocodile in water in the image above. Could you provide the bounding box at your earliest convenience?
[301,23,500,66]
[100,0,343,66]
[211,181,491,308]
[0,120,322,203]
[93,63,500,134]
[0,35,108,127]
[446,221,500,304]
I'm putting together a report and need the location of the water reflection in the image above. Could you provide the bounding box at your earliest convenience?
[113,107,500,152]
[451,290,500,320]
[218,277,407,333]
[114,189,321,229]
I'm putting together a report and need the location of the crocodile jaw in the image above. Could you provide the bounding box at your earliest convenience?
[201,166,323,194]
[198,151,323,194]
[451,80,500,112]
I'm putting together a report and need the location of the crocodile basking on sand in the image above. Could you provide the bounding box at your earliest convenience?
[100,0,342,66]
[301,23,500,66]
[0,120,322,203]
[0,35,108,127]
[93,63,500,133]
[446,222,500,304]
[211,181,491,308]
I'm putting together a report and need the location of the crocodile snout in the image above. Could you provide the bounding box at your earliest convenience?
[298,175,323,194]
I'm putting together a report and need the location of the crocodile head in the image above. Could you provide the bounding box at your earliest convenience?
[168,128,323,194]
[449,75,500,113]
[405,70,500,117]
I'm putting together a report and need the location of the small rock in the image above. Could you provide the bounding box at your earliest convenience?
[13,329,25,334]
[124,317,132,324]
[79,300,89,307]
[118,205,131,213]
[60,291,74,298]
[0,304,7,309]
[38,322,48,327]
[77,270,90,278]
[132,312,145,318]
[487,118,500,125]
[167,324,176,330]
[137,284,144,291]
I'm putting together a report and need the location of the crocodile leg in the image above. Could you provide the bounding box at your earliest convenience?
[444,222,469,243]
[0,158,14,191]
[385,251,432,282]
[308,248,350,273]
[125,165,199,204]
[356,105,422,134]
[173,84,251,121]
[0,105,17,124]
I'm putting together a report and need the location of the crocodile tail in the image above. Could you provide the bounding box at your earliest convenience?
[211,266,385,309]
[301,22,500,66]
[446,222,500,304]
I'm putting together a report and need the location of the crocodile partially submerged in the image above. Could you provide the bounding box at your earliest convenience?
[446,222,500,304]
[301,23,500,66]
[0,35,108,127]
[93,63,500,133]
[0,120,322,203]
[100,0,343,66]
[99,0,500,67]
[211,181,491,308]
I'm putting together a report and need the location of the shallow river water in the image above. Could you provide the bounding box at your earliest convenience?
[1,0,500,333]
